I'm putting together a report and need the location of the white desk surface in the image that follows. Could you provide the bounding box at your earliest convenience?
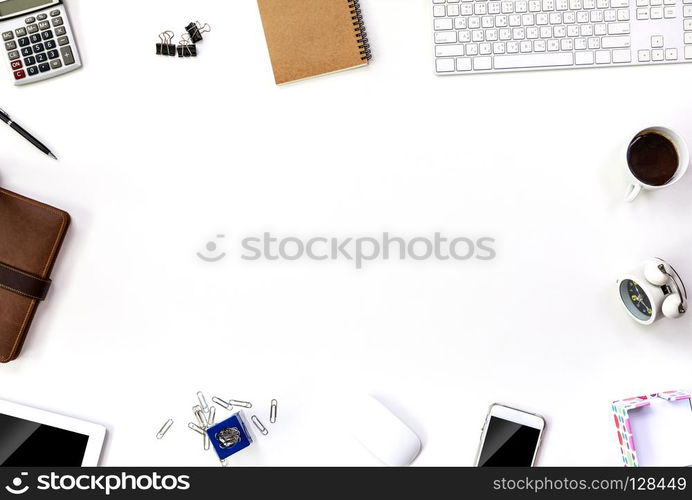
[2,0,692,466]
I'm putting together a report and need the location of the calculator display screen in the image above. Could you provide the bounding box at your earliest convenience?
[0,0,53,18]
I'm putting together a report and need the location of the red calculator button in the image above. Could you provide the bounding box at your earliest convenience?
[13,69,25,79]
[11,60,22,70]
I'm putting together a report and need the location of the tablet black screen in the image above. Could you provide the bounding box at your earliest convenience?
[0,413,88,466]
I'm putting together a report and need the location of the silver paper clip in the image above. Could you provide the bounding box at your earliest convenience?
[156,419,174,439]
[228,399,252,409]
[188,422,205,435]
[270,399,278,424]
[197,391,210,414]
[211,397,234,410]
[251,415,268,436]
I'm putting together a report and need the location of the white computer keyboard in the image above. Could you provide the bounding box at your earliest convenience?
[432,0,692,74]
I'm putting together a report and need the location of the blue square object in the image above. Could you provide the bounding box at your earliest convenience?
[206,413,253,461]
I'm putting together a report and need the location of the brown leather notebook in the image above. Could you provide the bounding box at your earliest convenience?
[257,0,372,85]
[0,188,70,363]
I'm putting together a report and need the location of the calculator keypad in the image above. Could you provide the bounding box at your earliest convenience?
[3,7,79,82]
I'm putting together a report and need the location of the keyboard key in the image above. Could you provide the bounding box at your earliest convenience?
[685,32,692,42]
[7,50,20,60]
[38,21,50,30]
[18,37,30,47]
[435,31,457,43]
[42,30,54,40]
[665,47,678,59]
[24,17,35,24]
[45,40,56,50]
[685,19,692,29]
[24,56,35,66]
[637,8,650,18]
[596,50,611,63]
[60,45,75,65]
[611,0,629,5]
[32,43,45,53]
[30,34,41,43]
[57,36,69,46]
[21,47,33,57]
[13,69,26,80]
[493,51,573,68]
[602,35,631,47]
[55,26,67,36]
[50,59,62,69]
[686,45,692,58]
[36,53,47,63]
[651,35,664,47]
[52,17,64,27]
[612,48,631,61]
[664,6,676,16]
[456,57,472,70]
[608,22,630,34]
[37,13,47,21]
[685,5,692,14]
[638,49,651,61]
[10,60,22,69]
[15,27,27,37]
[433,5,445,16]
[650,6,663,17]
[47,49,59,59]
[434,18,453,30]
[38,62,50,72]
[27,65,38,76]
[473,56,493,69]
[652,48,664,60]
[435,58,455,72]
[2,31,14,41]
[26,24,39,34]
[5,40,16,50]
[51,9,61,17]
[436,44,465,56]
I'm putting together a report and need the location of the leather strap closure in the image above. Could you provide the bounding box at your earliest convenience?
[0,262,51,301]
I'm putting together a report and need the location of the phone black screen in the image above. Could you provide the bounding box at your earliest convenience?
[477,416,541,467]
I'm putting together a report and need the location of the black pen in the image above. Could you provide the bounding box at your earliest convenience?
[0,108,57,160]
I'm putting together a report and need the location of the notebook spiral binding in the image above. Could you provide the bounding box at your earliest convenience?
[349,0,372,61]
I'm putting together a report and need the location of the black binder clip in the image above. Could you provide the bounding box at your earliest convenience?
[185,22,211,43]
[156,31,176,56]
[177,34,197,58]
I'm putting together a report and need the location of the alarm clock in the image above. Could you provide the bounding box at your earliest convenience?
[617,258,688,325]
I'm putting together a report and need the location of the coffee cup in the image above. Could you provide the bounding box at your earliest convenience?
[624,126,689,202]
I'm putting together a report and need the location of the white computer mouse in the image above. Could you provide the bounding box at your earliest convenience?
[353,396,422,466]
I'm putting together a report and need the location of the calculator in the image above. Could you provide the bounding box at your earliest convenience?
[1,0,81,85]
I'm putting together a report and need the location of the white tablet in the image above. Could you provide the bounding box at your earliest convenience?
[0,399,105,466]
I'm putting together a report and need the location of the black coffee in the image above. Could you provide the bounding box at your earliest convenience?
[627,132,679,186]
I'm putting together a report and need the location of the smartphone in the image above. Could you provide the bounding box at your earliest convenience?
[475,404,545,467]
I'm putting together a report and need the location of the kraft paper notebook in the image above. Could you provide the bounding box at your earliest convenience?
[0,188,70,363]
[257,0,372,85]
